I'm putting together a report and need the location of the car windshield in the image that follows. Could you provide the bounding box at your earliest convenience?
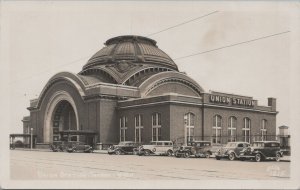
[225,142,237,147]
[252,142,264,147]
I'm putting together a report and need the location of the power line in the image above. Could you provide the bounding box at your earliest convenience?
[10,55,90,84]
[174,30,290,61]
[147,11,218,37]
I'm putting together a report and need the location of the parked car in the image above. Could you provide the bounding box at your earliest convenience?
[137,141,174,156]
[239,141,283,162]
[66,141,93,153]
[50,141,64,152]
[174,141,213,158]
[215,142,250,160]
[108,141,139,155]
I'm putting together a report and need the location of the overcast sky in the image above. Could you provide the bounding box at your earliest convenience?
[1,1,299,134]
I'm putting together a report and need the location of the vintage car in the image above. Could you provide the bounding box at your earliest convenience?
[108,141,139,155]
[239,141,283,162]
[50,141,65,152]
[137,141,174,156]
[174,141,213,158]
[66,141,93,153]
[215,142,250,160]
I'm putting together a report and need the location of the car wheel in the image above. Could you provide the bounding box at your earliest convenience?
[275,153,281,162]
[184,152,190,158]
[144,150,151,156]
[167,150,173,156]
[255,153,261,162]
[205,152,210,159]
[115,150,122,155]
[228,152,235,161]
[216,156,221,160]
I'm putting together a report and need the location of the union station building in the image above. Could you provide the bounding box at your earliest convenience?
[22,35,277,148]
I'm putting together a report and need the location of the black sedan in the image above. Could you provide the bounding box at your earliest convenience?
[108,141,139,155]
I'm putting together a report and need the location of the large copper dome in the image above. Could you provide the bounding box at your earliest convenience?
[82,35,178,71]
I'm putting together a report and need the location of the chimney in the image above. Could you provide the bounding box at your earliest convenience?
[268,97,276,111]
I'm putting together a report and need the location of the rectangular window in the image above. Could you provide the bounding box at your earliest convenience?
[120,116,127,142]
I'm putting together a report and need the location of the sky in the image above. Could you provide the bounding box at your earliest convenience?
[1,1,299,135]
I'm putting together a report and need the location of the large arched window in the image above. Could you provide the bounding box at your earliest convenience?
[212,115,222,144]
[135,114,143,143]
[228,116,237,142]
[243,117,251,143]
[184,113,195,144]
[261,119,267,141]
[119,116,128,142]
[152,113,161,141]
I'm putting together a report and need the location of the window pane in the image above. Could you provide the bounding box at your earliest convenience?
[190,128,194,137]
[140,115,143,126]
[158,113,161,125]
[158,128,161,136]
[125,117,127,127]
[135,129,139,142]
[213,116,216,126]
[152,114,156,126]
[190,114,195,126]
[217,116,221,127]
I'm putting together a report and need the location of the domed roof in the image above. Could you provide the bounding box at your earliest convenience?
[82,35,178,71]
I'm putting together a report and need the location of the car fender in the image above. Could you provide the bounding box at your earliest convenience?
[227,150,236,156]
[252,150,266,158]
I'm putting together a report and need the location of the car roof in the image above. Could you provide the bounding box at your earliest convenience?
[253,141,279,143]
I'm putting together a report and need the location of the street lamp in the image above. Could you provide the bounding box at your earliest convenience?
[30,128,33,149]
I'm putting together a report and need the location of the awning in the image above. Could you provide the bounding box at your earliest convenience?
[10,134,37,138]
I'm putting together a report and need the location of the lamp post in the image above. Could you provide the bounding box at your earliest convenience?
[30,128,33,149]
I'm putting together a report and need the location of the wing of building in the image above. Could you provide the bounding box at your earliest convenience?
[22,35,277,148]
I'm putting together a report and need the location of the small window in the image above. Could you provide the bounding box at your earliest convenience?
[243,144,249,148]
[157,142,163,145]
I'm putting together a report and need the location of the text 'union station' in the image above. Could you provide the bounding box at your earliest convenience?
[23,35,277,148]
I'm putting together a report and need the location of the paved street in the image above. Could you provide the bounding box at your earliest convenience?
[10,150,289,180]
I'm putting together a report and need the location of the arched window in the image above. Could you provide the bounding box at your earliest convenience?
[243,117,251,143]
[119,116,127,142]
[135,114,143,143]
[261,119,267,141]
[228,116,237,142]
[184,113,195,144]
[212,115,222,144]
[152,113,161,141]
